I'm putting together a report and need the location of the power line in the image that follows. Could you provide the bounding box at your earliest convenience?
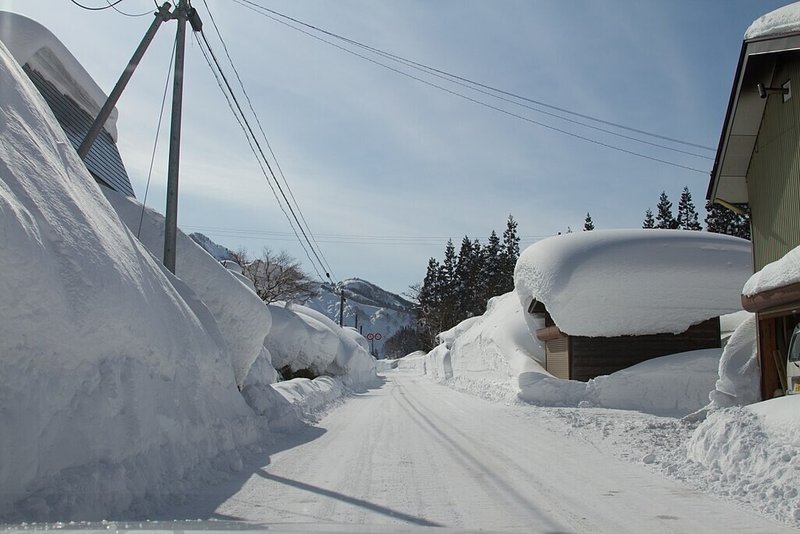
[229,0,708,175]
[233,0,714,153]
[193,29,333,283]
[69,0,125,10]
[105,0,155,17]
[200,0,338,282]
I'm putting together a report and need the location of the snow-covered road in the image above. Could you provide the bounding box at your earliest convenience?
[181,370,792,532]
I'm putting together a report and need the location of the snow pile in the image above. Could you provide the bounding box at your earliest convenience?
[272,377,345,418]
[708,314,761,409]
[0,41,263,520]
[745,1,800,40]
[687,396,800,523]
[266,302,378,389]
[0,11,118,139]
[743,244,800,297]
[514,229,752,337]
[104,190,273,388]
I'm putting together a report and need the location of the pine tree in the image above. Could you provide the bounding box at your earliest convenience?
[500,215,520,294]
[676,186,702,230]
[705,201,751,240]
[455,236,479,320]
[583,212,595,231]
[655,191,677,229]
[482,230,503,300]
[642,208,655,229]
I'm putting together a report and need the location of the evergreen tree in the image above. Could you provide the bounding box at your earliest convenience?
[676,186,702,230]
[455,236,479,320]
[500,215,520,294]
[481,230,503,301]
[705,200,751,240]
[439,239,458,327]
[655,191,677,229]
[583,212,595,231]
[642,208,655,229]
[416,257,443,350]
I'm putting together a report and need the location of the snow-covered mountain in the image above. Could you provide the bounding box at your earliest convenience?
[303,278,416,358]
[190,232,416,358]
[190,232,237,262]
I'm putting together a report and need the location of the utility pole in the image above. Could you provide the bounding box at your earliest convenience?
[78,0,201,275]
[339,289,346,327]
[164,1,202,274]
[78,3,172,160]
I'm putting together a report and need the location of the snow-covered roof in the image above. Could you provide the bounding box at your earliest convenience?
[0,11,118,140]
[743,244,800,297]
[745,2,800,40]
[514,229,753,338]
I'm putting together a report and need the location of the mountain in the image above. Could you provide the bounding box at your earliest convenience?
[190,232,237,262]
[302,278,416,358]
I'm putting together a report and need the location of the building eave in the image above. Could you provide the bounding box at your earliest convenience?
[708,32,800,206]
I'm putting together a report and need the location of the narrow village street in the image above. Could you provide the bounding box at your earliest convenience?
[178,370,792,532]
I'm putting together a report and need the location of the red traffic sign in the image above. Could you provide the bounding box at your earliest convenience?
[366,333,383,341]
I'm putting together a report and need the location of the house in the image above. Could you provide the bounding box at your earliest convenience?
[707,2,800,399]
[514,230,752,381]
[0,11,135,197]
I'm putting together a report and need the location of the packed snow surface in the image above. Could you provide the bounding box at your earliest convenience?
[0,11,118,139]
[743,244,800,297]
[745,1,800,40]
[514,229,752,337]
[0,40,264,520]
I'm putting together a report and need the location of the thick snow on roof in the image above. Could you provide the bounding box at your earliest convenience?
[0,11,118,140]
[743,244,800,297]
[514,229,753,337]
[745,2,800,40]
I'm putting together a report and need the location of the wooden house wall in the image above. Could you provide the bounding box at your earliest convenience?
[569,317,721,382]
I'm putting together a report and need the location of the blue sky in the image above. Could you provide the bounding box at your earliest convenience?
[0,0,789,295]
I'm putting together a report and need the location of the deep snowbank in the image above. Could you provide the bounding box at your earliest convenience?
[103,190,273,388]
[265,302,378,389]
[687,396,800,523]
[0,42,263,520]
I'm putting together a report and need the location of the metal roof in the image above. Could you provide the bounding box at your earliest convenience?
[24,65,135,197]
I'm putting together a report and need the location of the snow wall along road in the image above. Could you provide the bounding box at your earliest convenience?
[0,41,266,521]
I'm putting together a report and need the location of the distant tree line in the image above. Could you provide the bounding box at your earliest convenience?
[404,215,521,351]
[641,186,750,239]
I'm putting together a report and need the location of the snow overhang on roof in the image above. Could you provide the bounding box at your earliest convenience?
[513,229,753,338]
[0,11,118,141]
[707,2,800,206]
[742,244,800,314]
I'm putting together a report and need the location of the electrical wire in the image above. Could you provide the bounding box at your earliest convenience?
[193,31,331,283]
[233,0,714,153]
[105,0,155,18]
[229,0,708,174]
[199,0,338,282]
[69,0,125,10]
[137,34,177,239]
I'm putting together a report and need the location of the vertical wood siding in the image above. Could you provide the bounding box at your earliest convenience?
[545,335,570,380]
[748,54,800,271]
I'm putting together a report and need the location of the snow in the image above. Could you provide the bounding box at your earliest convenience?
[745,2,800,40]
[708,313,761,409]
[0,37,383,521]
[0,11,118,140]
[0,40,264,520]
[514,229,752,337]
[103,190,273,389]
[265,302,378,388]
[743,243,800,297]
